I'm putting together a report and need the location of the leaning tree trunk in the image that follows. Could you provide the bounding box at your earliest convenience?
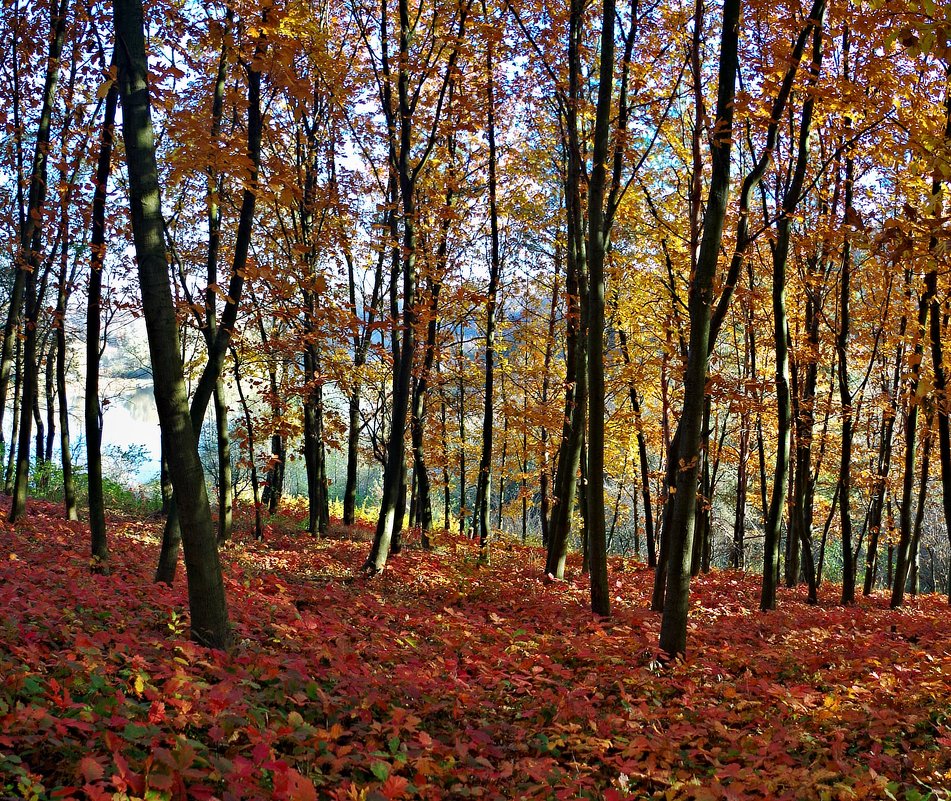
[113,0,231,650]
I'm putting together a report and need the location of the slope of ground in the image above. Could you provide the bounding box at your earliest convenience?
[1,501,949,800]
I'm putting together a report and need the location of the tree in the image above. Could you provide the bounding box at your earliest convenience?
[112,0,231,650]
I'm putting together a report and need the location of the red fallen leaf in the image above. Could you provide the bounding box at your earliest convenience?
[82,783,113,801]
[147,770,175,791]
[380,774,410,799]
[288,768,319,801]
[148,700,166,724]
[79,755,105,782]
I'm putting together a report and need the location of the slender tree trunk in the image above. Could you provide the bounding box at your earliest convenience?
[55,243,77,521]
[539,248,561,548]
[345,181,389,524]
[458,329,467,533]
[658,0,741,657]
[8,0,71,522]
[584,0,616,616]
[154,12,264,577]
[762,12,824,610]
[838,145,858,605]
[86,61,116,556]
[926,78,951,604]
[891,296,929,609]
[213,382,233,543]
[497,369,508,533]
[10,237,51,521]
[475,14,502,563]
[231,349,262,540]
[545,0,585,576]
[908,416,931,597]
[4,338,22,494]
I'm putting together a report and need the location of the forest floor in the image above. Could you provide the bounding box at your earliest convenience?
[1,500,950,801]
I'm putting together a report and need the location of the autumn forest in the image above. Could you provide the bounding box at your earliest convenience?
[2,0,951,797]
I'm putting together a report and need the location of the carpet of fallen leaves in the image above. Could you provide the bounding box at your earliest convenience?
[1,501,951,801]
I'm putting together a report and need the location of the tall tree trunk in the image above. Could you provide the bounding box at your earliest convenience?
[908,415,931,597]
[364,0,466,572]
[927,78,951,604]
[658,0,741,658]
[458,329,467,533]
[539,246,561,548]
[497,368,508,533]
[204,21,231,544]
[891,295,929,609]
[545,0,586,577]
[475,11,502,563]
[113,0,231,650]
[10,232,52,520]
[761,10,824,611]
[7,0,70,522]
[584,0,616,616]
[344,176,388,525]
[55,227,78,521]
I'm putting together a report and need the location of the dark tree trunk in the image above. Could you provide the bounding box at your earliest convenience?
[114,0,231,650]
[761,10,824,611]
[84,56,115,564]
[891,296,929,609]
[55,233,77,521]
[658,0,741,658]
[539,247,561,549]
[154,12,264,579]
[475,12,503,564]
[545,0,586,578]
[926,83,951,604]
[364,0,466,572]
